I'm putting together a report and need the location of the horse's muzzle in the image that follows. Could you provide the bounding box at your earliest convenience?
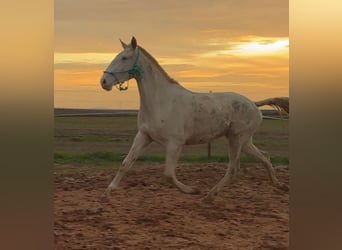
[100,79,112,91]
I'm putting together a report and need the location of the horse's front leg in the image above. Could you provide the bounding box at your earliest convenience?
[164,142,201,195]
[103,131,152,199]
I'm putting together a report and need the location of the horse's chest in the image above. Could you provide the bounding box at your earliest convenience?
[138,119,172,143]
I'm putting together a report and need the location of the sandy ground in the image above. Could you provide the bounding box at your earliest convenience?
[54,163,289,250]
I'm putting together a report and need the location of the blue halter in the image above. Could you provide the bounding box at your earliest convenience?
[103,49,143,91]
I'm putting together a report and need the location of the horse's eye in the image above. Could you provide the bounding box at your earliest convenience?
[122,57,127,60]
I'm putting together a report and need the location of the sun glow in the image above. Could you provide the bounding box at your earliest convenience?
[232,39,289,55]
[199,37,289,58]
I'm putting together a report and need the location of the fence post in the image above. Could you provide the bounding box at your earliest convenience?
[207,90,212,159]
[207,140,211,159]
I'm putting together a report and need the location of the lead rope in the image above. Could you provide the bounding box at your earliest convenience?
[115,80,129,91]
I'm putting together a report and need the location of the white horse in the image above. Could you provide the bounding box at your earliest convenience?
[100,37,288,202]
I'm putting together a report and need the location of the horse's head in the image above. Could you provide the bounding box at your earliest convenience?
[100,36,141,91]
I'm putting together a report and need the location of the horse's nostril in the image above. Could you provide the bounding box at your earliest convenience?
[102,78,106,84]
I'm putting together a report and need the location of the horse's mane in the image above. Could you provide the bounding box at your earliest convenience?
[139,47,179,85]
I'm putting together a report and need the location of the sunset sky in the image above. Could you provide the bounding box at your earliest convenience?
[54,0,288,109]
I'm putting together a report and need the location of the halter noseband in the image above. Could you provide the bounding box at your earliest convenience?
[103,49,143,91]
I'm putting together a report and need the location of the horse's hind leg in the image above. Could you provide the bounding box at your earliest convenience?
[164,142,200,194]
[242,138,287,190]
[203,134,242,203]
[103,131,152,198]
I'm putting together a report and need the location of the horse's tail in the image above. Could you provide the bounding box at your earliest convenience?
[255,97,289,117]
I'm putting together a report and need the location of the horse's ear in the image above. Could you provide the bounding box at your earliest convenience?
[120,39,128,49]
[131,36,137,49]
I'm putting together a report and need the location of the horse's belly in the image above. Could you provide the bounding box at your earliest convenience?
[185,135,221,145]
[184,101,230,145]
[185,123,228,145]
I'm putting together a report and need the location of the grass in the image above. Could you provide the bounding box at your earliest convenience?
[54,151,289,165]
[69,136,129,143]
[54,115,288,166]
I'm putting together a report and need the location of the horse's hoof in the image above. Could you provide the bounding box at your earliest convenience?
[278,183,289,192]
[202,196,215,204]
[273,182,288,193]
[164,176,173,184]
[100,189,112,203]
[189,187,201,195]
[182,186,201,195]
[99,195,109,203]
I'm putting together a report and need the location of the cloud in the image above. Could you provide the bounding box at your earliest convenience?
[54,52,114,64]
[194,36,288,57]
[55,0,288,53]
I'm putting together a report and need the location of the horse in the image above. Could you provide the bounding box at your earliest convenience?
[100,36,289,202]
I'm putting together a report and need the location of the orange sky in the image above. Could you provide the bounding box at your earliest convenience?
[55,0,288,109]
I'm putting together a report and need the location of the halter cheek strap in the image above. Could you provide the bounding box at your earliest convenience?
[103,49,143,91]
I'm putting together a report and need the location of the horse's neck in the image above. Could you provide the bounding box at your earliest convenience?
[136,51,187,114]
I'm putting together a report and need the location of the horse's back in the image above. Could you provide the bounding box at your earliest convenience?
[190,91,261,121]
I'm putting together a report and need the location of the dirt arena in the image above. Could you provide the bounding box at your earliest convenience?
[54,163,289,250]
